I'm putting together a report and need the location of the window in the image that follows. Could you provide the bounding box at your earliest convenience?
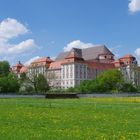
[66,73,69,78]
[63,74,65,78]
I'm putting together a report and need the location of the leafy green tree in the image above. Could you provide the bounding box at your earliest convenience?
[78,79,101,93]
[0,73,20,93]
[36,74,50,93]
[7,73,20,92]
[96,69,124,92]
[78,69,125,93]
[0,77,8,92]
[0,61,10,77]
[26,73,50,93]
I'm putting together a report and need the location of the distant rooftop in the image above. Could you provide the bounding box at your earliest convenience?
[55,45,114,61]
[31,57,53,64]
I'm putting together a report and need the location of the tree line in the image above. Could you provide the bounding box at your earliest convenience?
[0,61,49,93]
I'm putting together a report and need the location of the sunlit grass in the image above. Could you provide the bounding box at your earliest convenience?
[0,97,140,140]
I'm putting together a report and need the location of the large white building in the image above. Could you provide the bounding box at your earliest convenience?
[28,45,115,89]
[13,45,139,89]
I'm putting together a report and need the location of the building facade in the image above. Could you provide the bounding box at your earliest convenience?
[12,61,27,78]
[113,54,138,85]
[27,45,116,89]
[28,57,53,77]
[15,45,139,89]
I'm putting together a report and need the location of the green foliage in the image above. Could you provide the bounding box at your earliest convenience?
[20,72,27,82]
[78,69,137,93]
[121,83,138,93]
[7,73,20,92]
[20,74,48,93]
[0,73,20,93]
[36,74,50,92]
[0,61,10,77]
[78,80,100,93]
[24,85,34,93]
[96,69,124,92]
[66,87,76,93]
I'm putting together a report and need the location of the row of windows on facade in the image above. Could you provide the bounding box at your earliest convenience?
[62,65,87,72]
[62,68,102,79]
[62,72,87,79]
[29,67,46,74]
[62,65,87,79]
[29,67,102,80]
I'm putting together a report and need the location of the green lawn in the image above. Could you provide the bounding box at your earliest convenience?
[0,97,140,140]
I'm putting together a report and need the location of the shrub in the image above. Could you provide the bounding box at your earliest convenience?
[121,83,137,93]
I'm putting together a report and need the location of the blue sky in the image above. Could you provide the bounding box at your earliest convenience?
[0,0,140,65]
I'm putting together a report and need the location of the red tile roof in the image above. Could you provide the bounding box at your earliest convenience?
[29,57,54,67]
[32,57,53,63]
[121,54,135,58]
[20,66,28,73]
[48,61,65,69]
[15,63,23,67]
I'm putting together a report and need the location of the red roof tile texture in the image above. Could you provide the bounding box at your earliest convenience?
[48,61,65,69]
[29,57,54,67]
[32,57,53,63]
[20,66,28,73]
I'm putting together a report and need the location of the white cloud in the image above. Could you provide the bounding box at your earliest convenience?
[134,48,140,65]
[51,56,56,60]
[0,39,36,55]
[0,18,38,63]
[135,48,140,56]
[8,39,36,54]
[0,18,28,42]
[24,56,40,66]
[128,0,140,13]
[63,40,94,52]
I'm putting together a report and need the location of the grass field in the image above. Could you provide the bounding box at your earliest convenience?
[0,97,140,140]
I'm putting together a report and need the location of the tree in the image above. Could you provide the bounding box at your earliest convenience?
[36,74,50,92]
[96,69,124,92]
[0,61,10,77]
[121,83,137,92]
[20,72,27,82]
[27,72,50,93]
[0,76,8,92]
[78,69,125,93]
[0,73,20,93]
[47,71,57,88]
[7,73,20,92]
